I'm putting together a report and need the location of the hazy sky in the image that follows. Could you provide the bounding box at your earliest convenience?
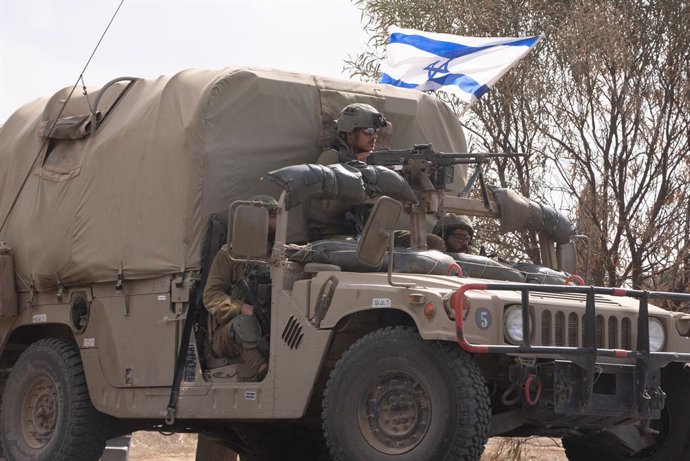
[0,0,371,122]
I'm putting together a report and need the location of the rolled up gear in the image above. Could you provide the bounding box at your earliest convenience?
[513,263,568,285]
[266,163,364,210]
[448,253,525,282]
[346,162,418,204]
[491,187,574,244]
[289,239,458,275]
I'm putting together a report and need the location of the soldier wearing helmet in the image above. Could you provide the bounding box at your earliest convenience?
[203,195,278,381]
[432,213,475,253]
[317,103,388,165]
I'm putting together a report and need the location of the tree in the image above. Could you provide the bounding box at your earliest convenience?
[349,0,690,290]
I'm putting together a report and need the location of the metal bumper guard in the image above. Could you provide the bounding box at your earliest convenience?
[453,283,690,414]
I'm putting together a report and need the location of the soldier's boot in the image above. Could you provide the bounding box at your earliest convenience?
[233,314,269,381]
[241,347,268,381]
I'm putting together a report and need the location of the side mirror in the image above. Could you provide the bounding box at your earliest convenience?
[557,242,577,275]
[356,196,403,267]
[228,202,269,260]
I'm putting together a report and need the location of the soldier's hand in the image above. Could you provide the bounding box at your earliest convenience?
[240,303,254,316]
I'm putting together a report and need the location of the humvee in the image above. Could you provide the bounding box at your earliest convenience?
[1,67,690,461]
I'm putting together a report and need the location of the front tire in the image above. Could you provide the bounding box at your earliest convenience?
[195,434,238,461]
[563,365,690,460]
[0,338,109,461]
[322,326,490,461]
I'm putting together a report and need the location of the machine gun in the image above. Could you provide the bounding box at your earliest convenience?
[367,143,524,208]
[367,143,521,167]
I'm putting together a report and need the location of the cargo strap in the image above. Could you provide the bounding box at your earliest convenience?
[165,279,198,425]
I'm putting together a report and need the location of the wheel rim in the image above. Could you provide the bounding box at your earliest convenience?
[357,371,431,454]
[21,375,58,449]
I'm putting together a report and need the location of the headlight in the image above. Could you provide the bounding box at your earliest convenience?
[504,305,532,344]
[649,318,665,352]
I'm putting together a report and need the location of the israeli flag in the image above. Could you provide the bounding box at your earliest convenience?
[380,27,540,103]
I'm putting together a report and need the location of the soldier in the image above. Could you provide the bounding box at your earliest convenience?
[432,213,475,253]
[313,104,445,251]
[317,103,388,165]
[203,195,278,381]
[309,103,388,239]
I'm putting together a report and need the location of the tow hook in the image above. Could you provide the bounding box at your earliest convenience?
[524,374,542,406]
[646,386,666,411]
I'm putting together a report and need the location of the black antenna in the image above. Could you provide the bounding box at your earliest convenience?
[0,0,126,233]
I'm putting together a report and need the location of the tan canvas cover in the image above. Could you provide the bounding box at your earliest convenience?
[0,67,467,292]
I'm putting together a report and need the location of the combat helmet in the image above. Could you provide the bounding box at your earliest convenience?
[335,103,388,133]
[432,213,474,239]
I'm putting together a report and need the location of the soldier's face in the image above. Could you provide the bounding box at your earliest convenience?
[447,230,471,253]
[347,128,378,159]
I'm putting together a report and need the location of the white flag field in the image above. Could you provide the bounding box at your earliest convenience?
[380,27,540,103]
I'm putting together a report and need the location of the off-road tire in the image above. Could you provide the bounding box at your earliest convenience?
[563,365,690,460]
[322,326,490,461]
[0,338,108,461]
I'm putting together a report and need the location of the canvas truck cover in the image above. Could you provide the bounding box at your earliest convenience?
[0,67,467,292]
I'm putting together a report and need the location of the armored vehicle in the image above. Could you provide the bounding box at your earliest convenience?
[1,68,690,461]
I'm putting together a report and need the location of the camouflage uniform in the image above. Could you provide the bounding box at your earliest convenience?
[203,244,266,375]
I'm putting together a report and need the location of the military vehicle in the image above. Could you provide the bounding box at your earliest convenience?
[1,67,690,461]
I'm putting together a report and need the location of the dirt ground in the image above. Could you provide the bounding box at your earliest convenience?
[129,432,568,460]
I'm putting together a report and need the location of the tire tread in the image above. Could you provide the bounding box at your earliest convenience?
[322,326,489,461]
[0,338,108,461]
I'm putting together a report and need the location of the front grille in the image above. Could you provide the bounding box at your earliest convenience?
[540,309,633,349]
[532,292,623,308]
[622,318,632,349]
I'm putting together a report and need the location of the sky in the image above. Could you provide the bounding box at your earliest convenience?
[0,0,371,122]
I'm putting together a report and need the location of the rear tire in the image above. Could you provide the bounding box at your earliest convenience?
[322,326,490,461]
[0,338,108,461]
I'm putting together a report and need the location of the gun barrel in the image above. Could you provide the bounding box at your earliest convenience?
[367,147,524,166]
[437,152,525,158]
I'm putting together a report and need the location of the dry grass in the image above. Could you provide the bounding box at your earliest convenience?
[129,432,198,461]
[128,432,566,461]
[482,437,567,461]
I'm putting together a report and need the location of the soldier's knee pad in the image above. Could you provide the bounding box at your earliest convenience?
[232,315,262,345]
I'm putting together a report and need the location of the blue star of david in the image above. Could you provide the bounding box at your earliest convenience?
[424,59,452,80]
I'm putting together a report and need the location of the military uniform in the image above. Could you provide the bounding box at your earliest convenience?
[316,138,355,165]
[203,244,267,376]
[316,122,444,251]
[309,103,389,240]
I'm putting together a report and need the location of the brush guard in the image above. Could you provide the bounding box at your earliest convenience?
[453,283,690,416]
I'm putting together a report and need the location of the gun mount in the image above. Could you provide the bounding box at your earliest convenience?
[367,144,574,272]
